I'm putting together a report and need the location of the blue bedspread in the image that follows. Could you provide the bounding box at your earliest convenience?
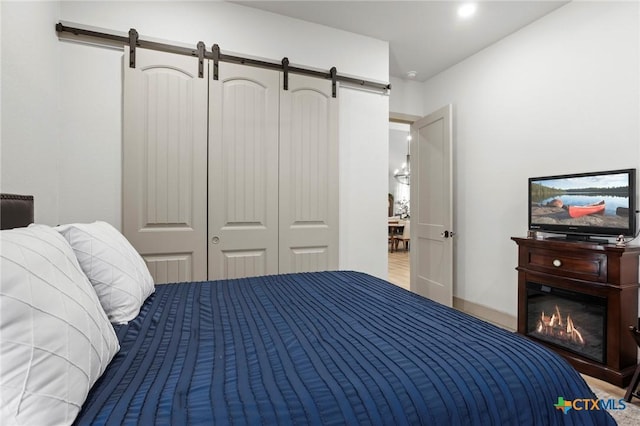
[75,271,615,425]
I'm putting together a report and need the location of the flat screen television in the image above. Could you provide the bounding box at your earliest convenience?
[528,168,637,242]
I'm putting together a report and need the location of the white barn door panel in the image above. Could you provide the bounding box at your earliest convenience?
[279,74,339,273]
[123,51,339,281]
[208,63,280,280]
[123,48,208,284]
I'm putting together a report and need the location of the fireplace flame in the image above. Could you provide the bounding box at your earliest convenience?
[566,315,585,345]
[555,305,563,327]
[536,305,585,345]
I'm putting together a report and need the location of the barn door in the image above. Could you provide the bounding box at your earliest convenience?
[279,74,339,272]
[123,48,208,284]
[124,50,338,281]
[208,63,280,279]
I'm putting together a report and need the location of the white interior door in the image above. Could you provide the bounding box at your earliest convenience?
[123,48,208,284]
[410,105,454,306]
[279,74,339,272]
[208,62,280,279]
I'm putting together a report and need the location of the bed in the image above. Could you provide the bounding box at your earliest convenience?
[0,194,616,425]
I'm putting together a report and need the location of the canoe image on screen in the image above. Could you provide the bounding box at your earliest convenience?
[567,200,605,218]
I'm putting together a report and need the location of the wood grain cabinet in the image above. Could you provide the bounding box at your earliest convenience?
[513,237,640,387]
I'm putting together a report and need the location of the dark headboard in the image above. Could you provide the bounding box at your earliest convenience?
[1,194,34,230]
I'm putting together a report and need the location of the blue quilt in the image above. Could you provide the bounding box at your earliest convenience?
[75,271,615,425]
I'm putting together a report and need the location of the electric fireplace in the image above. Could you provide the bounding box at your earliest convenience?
[526,282,606,363]
[513,237,640,387]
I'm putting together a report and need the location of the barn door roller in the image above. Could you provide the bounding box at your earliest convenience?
[56,22,392,94]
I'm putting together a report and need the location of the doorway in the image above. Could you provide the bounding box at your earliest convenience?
[387,106,454,307]
[388,121,411,289]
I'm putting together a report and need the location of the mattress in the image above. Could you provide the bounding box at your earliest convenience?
[75,271,615,425]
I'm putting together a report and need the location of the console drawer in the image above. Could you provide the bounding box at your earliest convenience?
[525,248,607,282]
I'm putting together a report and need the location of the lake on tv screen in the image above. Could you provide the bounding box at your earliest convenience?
[540,195,629,216]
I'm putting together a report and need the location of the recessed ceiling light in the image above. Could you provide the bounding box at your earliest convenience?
[458,3,477,19]
[406,70,417,79]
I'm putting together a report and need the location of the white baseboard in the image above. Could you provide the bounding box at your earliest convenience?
[453,297,517,331]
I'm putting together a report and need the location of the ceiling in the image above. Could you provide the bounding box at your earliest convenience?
[232,1,569,82]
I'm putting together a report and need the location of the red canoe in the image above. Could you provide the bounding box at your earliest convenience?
[567,200,605,218]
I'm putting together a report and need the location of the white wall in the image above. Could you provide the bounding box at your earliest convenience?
[339,87,389,278]
[1,1,61,225]
[58,42,123,226]
[409,1,639,318]
[1,1,390,279]
[389,76,423,119]
[59,1,388,82]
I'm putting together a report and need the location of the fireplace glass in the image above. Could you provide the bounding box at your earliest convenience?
[526,282,607,363]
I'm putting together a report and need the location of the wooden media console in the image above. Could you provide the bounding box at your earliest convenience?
[513,237,640,387]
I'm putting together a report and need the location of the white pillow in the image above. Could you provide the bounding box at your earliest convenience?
[55,221,155,325]
[0,224,120,426]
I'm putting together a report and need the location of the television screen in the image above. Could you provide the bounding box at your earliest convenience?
[528,169,637,240]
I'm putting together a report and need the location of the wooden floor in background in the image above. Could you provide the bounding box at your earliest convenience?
[387,248,640,408]
[388,248,410,290]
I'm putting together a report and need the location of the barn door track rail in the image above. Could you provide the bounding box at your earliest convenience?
[56,22,391,97]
